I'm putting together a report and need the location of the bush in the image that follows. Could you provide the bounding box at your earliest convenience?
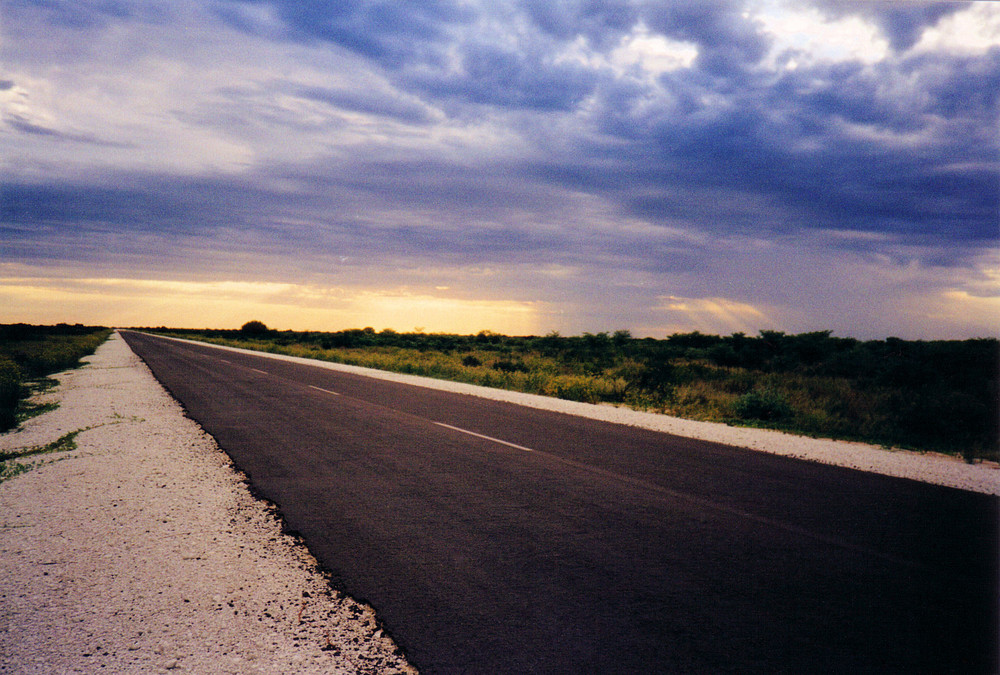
[0,358,22,430]
[635,359,675,395]
[240,320,270,336]
[732,388,793,422]
[493,359,528,373]
[462,355,482,367]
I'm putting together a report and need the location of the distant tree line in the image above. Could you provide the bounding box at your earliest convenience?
[151,323,998,383]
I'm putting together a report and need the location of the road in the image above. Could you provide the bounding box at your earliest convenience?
[121,331,998,674]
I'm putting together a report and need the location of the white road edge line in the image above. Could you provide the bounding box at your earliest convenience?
[433,422,535,452]
[309,385,341,396]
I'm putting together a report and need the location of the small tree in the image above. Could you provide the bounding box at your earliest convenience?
[240,320,269,336]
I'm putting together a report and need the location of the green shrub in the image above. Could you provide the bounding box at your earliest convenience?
[635,359,675,395]
[493,359,528,373]
[732,388,793,422]
[549,376,601,403]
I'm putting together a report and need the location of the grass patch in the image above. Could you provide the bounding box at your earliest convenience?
[142,325,999,462]
[0,461,36,483]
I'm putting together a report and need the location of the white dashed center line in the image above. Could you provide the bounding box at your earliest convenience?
[433,422,535,452]
[309,385,341,396]
[251,368,268,374]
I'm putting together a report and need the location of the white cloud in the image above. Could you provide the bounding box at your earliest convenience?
[555,23,698,81]
[0,76,50,128]
[610,24,699,77]
[751,1,890,69]
[910,3,1000,56]
[0,2,462,180]
[830,116,937,149]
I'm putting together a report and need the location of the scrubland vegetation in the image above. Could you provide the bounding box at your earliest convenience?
[0,324,111,431]
[144,323,999,462]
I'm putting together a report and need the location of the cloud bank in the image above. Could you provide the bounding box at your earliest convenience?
[1,0,997,337]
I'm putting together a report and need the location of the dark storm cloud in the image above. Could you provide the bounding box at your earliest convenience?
[260,158,622,262]
[8,117,71,138]
[218,0,602,112]
[215,0,473,65]
[0,169,555,268]
[6,0,167,28]
[210,0,996,255]
[528,50,997,251]
[523,0,636,45]
[408,42,599,111]
[644,1,769,74]
[4,0,997,331]
[0,179,253,234]
[0,176,358,278]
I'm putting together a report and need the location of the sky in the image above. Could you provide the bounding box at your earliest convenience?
[1,0,998,339]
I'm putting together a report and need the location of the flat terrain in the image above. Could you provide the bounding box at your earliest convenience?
[122,331,999,674]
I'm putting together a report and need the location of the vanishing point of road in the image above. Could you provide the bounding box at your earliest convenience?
[121,331,998,674]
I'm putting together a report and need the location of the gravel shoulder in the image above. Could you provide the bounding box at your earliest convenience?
[0,333,416,674]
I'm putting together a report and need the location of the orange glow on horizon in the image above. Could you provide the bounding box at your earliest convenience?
[0,276,545,335]
[3,272,997,340]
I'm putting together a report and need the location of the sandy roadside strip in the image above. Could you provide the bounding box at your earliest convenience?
[153,333,999,496]
[0,333,416,674]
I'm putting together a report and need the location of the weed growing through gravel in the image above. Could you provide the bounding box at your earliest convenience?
[0,418,139,484]
[0,429,83,484]
[15,378,60,425]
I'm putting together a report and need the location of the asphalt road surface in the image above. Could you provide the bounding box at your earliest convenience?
[121,331,998,674]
